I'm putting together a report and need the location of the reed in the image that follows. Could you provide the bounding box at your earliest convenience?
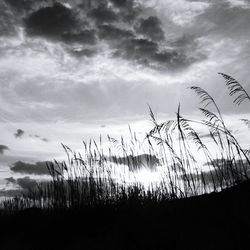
[2,73,250,212]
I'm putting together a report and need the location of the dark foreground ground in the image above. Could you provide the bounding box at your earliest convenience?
[1,182,250,250]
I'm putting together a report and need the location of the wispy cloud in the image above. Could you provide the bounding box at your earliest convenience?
[29,134,49,142]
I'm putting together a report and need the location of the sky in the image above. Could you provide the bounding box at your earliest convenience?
[0,0,250,192]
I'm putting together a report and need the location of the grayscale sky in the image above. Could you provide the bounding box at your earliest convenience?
[0,0,249,189]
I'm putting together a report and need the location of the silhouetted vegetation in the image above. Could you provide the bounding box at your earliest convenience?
[1,73,249,212]
[0,73,250,250]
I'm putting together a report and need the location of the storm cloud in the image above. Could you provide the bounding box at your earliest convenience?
[135,16,165,41]
[24,3,78,39]
[88,3,118,23]
[62,29,97,45]
[5,0,204,70]
[10,161,50,175]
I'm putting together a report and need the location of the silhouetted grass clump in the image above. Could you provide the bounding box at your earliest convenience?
[1,73,250,212]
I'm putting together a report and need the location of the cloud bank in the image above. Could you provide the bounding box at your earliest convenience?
[10,161,50,175]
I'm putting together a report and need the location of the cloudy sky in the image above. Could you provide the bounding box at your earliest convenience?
[0,0,250,190]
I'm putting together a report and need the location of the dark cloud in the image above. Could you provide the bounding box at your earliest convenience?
[109,154,159,171]
[155,50,191,69]
[116,37,192,70]
[79,1,140,38]
[169,35,198,51]
[109,0,128,8]
[16,176,38,190]
[98,24,133,41]
[14,129,25,138]
[0,145,9,154]
[5,176,37,190]
[91,5,186,69]
[1,176,51,198]
[14,0,202,70]
[88,3,118,24]
[94,9,200,70]
[5,177,16,184]
[62,29,97,44]
[118,38,158,64]
[24,3,78,39]
[135,16,165,41]
[10,161,50,175]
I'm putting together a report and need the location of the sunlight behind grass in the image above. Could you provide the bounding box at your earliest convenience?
[1,73,250,212]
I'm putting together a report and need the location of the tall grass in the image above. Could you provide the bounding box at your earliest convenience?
[2,73,250,211]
